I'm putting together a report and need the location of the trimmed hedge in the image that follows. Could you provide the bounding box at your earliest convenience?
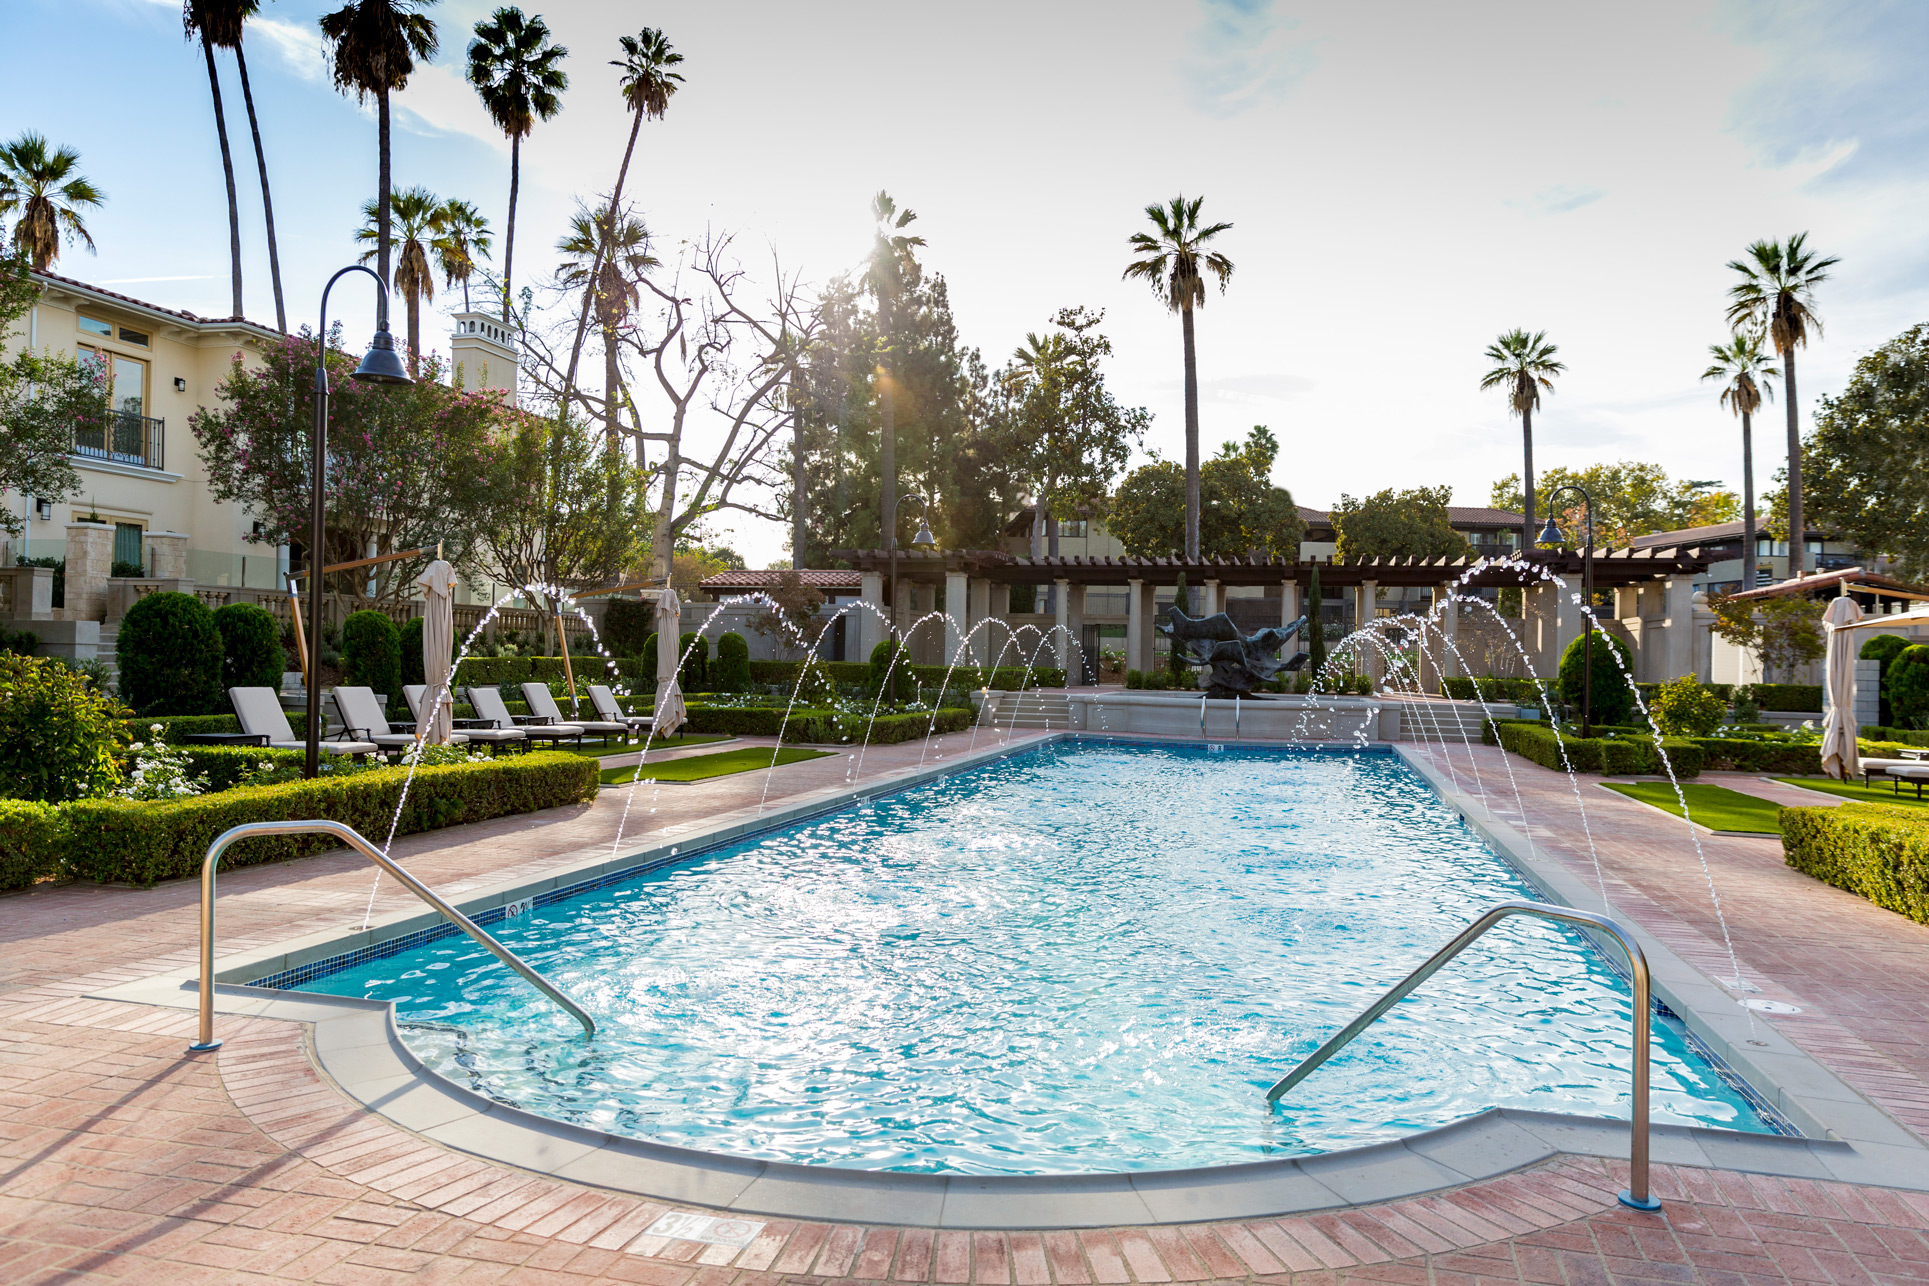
[1782,803,1929,925]
[452,655,645,689]
[120,713,242,742]
[1485,719,1703,777]
[713,632,750,692]
[1440,676,1550,704]
[214,602,286,692]
[119,590,223,715]
[1752,683,1823,713]
[341,610,402,699]
[1861,726,1929,747]
[58,750,598,887]
[167,745,304,790]
[683,703,975,744]
[1692,738,1822,775]
[0,799,61,891]
[744,659,1065,691]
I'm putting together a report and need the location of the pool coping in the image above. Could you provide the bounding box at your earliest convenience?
[90,732,1929,1229]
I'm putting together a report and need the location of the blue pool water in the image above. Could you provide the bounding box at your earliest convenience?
[298,742,1775,1174]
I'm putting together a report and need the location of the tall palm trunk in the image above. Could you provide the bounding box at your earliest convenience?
[1180,300,1200,562]
[1782,345,1803,579]
[501,135,520,323]
[376,89,392,321]
[563,109,646,416]
[1741,407,1757,592]
[405,285,420,375]
[200,38,244,319]
[879,293,897,551]
[1521,403,1535,554]
[603,316,621,452]
[232,42,285,333]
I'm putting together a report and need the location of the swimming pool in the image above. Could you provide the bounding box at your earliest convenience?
[295,741,1777,1175]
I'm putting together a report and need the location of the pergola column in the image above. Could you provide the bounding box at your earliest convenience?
[1202,577,1222,617]
[944,571,970,664]
[1356,579,1382,682]
[967,577,992,664]
[987,582,1013,668]
[1438,582,1461,680]
[1663,574,1696,681]
[1126,577,1147,672]
[859,569,885,658]
[1281,579,1300,628]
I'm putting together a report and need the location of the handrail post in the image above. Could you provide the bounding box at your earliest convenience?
[1265,899,1661,1211]
[189,819,595,1056]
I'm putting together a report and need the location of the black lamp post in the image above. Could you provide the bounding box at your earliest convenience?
[884,492,936,645]
[1538,483,1595,737]
[305,266,412,779]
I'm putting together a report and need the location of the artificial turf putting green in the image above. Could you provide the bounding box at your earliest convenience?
[1602,781,1785,834]
[559,733,731,760]
[1773,776,1929,809]
[599,746,833,785]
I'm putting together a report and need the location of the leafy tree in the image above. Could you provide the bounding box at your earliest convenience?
[0,132,104,271]
[355,185,441,371]
[1332,486,1469,561]
[183,0,247,320]
[119,592,223,716]
[1109,427,1301,559]
[399,614,424,686]
[318,0,439,296]
[467,6,568,323]
[748,569,827,660]
[0,258,106,535]
[863,191,926,551]
[185,0,285,330]
[1727,233,1838,577]
[1707,591,1825,682]
[994,307,1147,556]
[1122,195,1234,562]
[1805,323,1929,580]
[556,201,657,449]
[1489,462,1737,546]
[189,334,508,609]
[1479,329,1564,553]
[1702,332,1779,590]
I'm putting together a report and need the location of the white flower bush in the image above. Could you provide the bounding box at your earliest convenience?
[114,725,209,800]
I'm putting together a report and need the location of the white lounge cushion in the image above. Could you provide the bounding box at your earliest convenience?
[231,686,379,755]
[521,682,628,736]
[467,685,583,738]
[588,684,651,728]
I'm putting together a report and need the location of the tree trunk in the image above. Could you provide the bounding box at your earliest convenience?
[1783,344,1803,580]
[376,91,392,309]
[1180,300,1200,562]
[201,38,244,320]
[232,42,285,333]
[1521,402,1535,555]
[502,134,521,323]
[650,437,678,580]
[405,286,420,376]
[1049,512,1060,557]
[1031,493,1045,559]
[1741,407,1756,592]
[790,373,808,566]
[562,108,645,419]
[879,292,897,551]
[603,319,622,453]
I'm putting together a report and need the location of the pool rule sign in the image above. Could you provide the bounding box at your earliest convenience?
[642,1212,765,1247]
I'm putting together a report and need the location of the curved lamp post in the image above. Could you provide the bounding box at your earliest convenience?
[305,266,412,779]
[884,492,936,647]
[1538,483,1595,737]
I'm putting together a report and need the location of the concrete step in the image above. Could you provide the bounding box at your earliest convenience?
[989,692,1074,729]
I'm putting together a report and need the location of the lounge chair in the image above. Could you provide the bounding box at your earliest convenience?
[587,684,657,739]
[331,685,467,755]
[405,684,523,755]
[465,685,585,749]
[522,682,629,744]
[229,687,378,757]
[1860,757,1921,787]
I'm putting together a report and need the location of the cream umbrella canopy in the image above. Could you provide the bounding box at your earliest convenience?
[1820,593,1863,780]
[414,559,458,745]
[654,587,687,737]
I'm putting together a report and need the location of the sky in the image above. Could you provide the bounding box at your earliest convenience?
[5,0,1928,566]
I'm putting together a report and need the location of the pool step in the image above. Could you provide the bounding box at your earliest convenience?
[1396,700,1512,744]
[995,692,1075,730]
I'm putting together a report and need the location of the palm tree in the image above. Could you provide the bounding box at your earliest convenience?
[0,133,105,271]
[862,192,925,550]
[354,186,440,371]
[1701,335,1779,592]
[1122,195,1234,563]
[466,7,568,325]
[188,0,287,331]
[182,1,246,319]
[431,197,490,312]
[318,0,439,309]
[1010,331,1071,557]
[1726,233,1838,579]
[1479,329,1565,553]
[561,27,682,413]
[556,203,657,453]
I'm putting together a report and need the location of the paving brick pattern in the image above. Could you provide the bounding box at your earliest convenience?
[6,732,1929,1279]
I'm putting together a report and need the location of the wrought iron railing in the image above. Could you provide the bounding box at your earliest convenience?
[73,410,164,471]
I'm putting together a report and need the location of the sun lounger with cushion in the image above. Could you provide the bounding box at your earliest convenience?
[405,684,523,754]
[229,687,379,757]
[521,682,629,744]
[332,686,467,754]
[465,685,585,748]
[588,685,657,738]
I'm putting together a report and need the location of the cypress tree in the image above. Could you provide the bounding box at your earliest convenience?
[1307,563,1326,677]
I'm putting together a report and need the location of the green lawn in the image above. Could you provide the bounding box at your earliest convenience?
[1602,781,1785,834]
[599,746,833,785]
[1773,777,1929,809]
[558,733,732,760]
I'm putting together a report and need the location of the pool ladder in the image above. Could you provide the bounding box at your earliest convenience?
[1266,899,1663,1211]
[187,819,596,1053]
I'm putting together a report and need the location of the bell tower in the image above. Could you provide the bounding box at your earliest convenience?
[450,311,519,407]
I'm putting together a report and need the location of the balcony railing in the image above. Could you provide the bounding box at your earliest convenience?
[74,410,165,471]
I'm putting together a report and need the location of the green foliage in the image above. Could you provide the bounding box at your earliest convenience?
[1486,718,1704,777]
[1332,486,1470,560]
[1750,682,1824,713]
[213,603,286,693]
[0,798,62,890]
[0,654,129,802]
[712,632,751,692]
[399,616,425,688]
[1651,676,1726,737]
[1781,803,1929,925]
[1888,645,1929,727]
[869,638,915,702]
[1707,593,1827,683]
[603,599,654,656]
[57,751,598,887]
[341,610,402,698]
[1490,461,1738,545]
[1440,675,1549,704]
[119,713,243,742]
[1863,634,1911,725]
[640,631,658,677]
[117,591,223,716]
[744,659,1063,692]
[1557,630,1635,726]
[1805,324,1929,580]
[0,624,37,654]
[684,703,974,744]
[677,631,708,690]
[1108,429,1304,559]
[0,255,101,536]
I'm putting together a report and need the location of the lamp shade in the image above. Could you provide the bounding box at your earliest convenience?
[911,519,936,547]
[1537,515,1563,547]
[351,329,413,385]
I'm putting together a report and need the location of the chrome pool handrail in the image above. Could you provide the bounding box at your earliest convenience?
[187,819,596,1052]
[1265,898,1662,1211]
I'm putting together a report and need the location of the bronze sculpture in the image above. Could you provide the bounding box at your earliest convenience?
[1156,607,1309,698]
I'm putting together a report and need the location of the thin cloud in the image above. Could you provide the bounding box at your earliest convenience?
[1182,0,1320,119]
[97,275,214,284]
[1507,184,1607,217]
[250,15,329,85]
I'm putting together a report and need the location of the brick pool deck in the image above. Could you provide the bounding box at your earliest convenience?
[7,730,1929,1281]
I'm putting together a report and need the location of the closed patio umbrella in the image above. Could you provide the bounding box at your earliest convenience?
[654,587,687,738]
[1821,593,1863,780]
[415,558,457,745]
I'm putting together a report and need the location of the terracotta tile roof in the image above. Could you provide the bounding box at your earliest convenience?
[30,270,276,336]
[699,568,861,591]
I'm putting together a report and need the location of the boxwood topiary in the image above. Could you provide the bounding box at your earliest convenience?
[1888,645,1929,729]
[712,631,751,692]
[1557,630,1635,726]
[341,609,402,699]
[213,602,286,693]
[603,598,655,657]
[870,638,916,703]
[677,631,708,690]
[1863,633,1912,726]
[399,615,425,688]
[118,590,223,715]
